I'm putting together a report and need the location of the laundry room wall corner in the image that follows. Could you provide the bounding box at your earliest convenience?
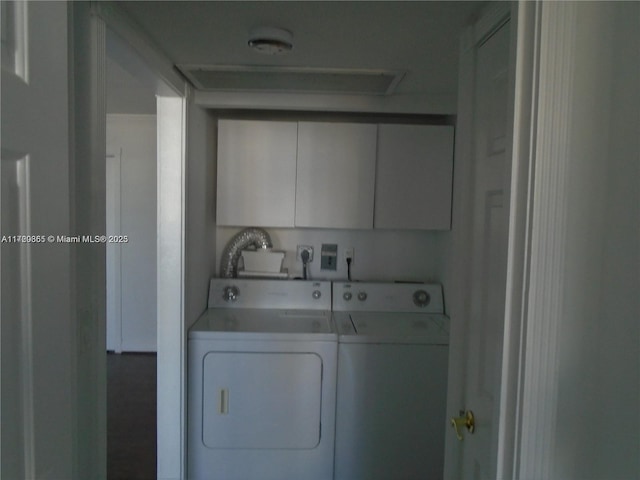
[185,93,218,330]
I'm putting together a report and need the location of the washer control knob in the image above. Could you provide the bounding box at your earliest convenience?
[343,292,352,301]
[223,286,239,303]
[357,292,368,301]
[413,290,431,308]
[312,290,322,299]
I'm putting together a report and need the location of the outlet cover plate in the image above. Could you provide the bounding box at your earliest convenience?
[320,243,338,270]
[296,245,314,262]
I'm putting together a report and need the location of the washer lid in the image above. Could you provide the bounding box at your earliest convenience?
[190,308,334,337]
[338,312,449,344]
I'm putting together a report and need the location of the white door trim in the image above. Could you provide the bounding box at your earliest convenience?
[69,4,108,476]
[496,1,539,478]
[156,96,187,479]
[506,2,579,478]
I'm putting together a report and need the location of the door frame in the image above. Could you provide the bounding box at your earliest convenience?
[87,2,188,478]
[483,2,588,478]
[445,1,570,478]
[496,1,539,477]
[84,2,582,479]
[504,2,588,477]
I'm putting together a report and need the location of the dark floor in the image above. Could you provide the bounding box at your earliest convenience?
[107,352,157,480]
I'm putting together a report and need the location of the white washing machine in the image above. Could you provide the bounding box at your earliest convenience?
[188,279,337,480]
[332,281,450,480]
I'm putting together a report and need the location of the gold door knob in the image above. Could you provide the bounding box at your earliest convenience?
[450,410,475,440]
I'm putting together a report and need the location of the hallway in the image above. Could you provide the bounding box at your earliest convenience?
[107,353,156,480]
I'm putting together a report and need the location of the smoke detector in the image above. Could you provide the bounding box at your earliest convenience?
[248,27,293,55]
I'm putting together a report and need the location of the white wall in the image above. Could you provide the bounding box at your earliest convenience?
[106,114,157,352]
[552,3,639,479]
[216,227,443,284]
[106,56,156,115]
[185,102,217,329]
[594,4,640,475]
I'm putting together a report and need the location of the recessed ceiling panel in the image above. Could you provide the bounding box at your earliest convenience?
[178,65,405,95]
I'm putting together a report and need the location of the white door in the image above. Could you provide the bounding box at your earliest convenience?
[464,20,511,478]
[446,12,513,480]
[1,1,75,477]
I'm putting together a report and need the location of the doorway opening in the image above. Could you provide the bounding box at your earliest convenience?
[102,21,186,477]
[105,29,158,480]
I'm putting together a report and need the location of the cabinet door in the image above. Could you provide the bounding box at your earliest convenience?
[296,122,377,229]
[375,124,454,230]
[216,120,297,227]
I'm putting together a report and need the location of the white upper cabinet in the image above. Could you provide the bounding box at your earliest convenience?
[216,119,454,230]
[216,119,298,227]
[295,122,377,229]
[374,124,454,230]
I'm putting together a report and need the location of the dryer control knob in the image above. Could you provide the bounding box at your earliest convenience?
[413,290,431,307]
[223,286,239,302]
[343,292,352,301]
[312,290,322,299]
[357,292,368,301]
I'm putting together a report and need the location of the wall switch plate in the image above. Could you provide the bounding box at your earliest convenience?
[320,244,338,270]
[296,245,314,262]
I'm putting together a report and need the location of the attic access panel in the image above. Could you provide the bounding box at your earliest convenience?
[178,65,405,96]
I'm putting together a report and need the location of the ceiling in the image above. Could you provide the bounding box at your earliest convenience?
[109,1,485,113]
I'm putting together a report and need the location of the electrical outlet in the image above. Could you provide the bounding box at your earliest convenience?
[344,247,354,264]
[296,245,314,262]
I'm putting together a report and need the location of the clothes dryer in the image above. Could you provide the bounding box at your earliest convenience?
[188,279,337,480]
